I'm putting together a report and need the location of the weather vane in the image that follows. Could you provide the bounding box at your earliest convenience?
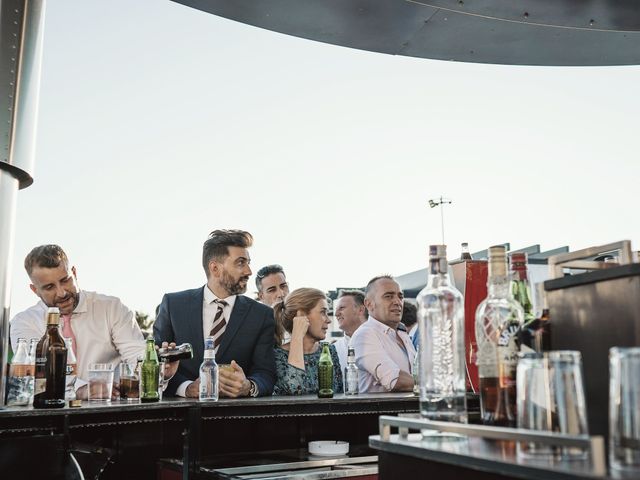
[428,196,452,245]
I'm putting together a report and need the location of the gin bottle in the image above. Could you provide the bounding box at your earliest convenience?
[416,245,467,423]
[199,336,219,401]
[475,245,524,427]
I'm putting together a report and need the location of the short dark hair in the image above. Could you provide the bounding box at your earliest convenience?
[338,289,365,307]
[401,300,418,328]
[255,264,286,291]
[365,275,395,296]
[202,229,253,277]
[24,245,69,277]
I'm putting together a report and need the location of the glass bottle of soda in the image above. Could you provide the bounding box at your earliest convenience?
[344,346,359,395]
[6,338,33,406]
[475,246,524,427]
[318,342,334,398]
[64,338,77,401]
[199,336,218,401]
[140,338,160,403]
[33,307,68,409]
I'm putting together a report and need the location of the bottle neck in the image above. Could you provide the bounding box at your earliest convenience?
[488,274,510,297]
[427,257,449,287]
[203,349,215,359]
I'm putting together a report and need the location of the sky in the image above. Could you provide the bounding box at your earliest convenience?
[9,0,640,318]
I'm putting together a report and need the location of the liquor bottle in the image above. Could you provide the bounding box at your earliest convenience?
[158,343,193,362]
[6,338,34,406]
[509,252,534,324]
[64,338,77,401]
[140,338,160,403]
[344,346,359,395]
[475,245,524,427]
[416,244,467,423]
[460,242,473,261]
[517,283,551,353]
[199,336,219,401]
[33,308,68,409]
[318,342,334,398]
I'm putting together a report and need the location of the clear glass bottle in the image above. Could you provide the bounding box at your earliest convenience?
[64,338,77,401]
[460,242,473,261]
[475,245,524,427]
[199,336,219,401]
[140,338,160,403]
[412,344,420,396]
[318,342,334,398]
[344,346,359,395]
[510,252,534,323]
[416,244,467,423]
[33,307,68,409]
[6,338,34,406]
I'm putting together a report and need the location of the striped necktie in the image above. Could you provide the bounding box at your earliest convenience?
[210,299,228,350]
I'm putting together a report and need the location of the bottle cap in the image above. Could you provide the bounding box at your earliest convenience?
[429,245,447,258]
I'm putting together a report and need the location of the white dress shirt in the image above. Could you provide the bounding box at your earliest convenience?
[334,334,350,374]
[10,290,145,390]
[175,286,236,397]
[351,316,416,393]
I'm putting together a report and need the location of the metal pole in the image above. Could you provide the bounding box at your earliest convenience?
[0,0,45,407]
[439,196,445,245]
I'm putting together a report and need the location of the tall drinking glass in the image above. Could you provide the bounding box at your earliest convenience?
[516,352,555,458]
[549,351,589,459]
[610,347,640,473]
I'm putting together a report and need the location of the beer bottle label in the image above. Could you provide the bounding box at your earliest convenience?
[34,377,46,395]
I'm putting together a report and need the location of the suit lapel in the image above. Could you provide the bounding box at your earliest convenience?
[189,287,205,361]
[217,295,250,359]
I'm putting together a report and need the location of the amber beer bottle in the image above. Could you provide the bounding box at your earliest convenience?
[33,307,68,409]
[140,338,160,403]
[318,342,334,398]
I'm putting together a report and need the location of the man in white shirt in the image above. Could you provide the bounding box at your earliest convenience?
[333,290,367,372]
[10,244,148,400]
[255,264,290,307]
[351,275,416,393]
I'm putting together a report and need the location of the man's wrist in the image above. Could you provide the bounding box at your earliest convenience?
[247,379,259,397]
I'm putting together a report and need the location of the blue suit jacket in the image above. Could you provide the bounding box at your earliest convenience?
[153,287,276,396]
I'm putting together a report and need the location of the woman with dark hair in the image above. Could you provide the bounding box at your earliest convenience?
[272,288,343,395]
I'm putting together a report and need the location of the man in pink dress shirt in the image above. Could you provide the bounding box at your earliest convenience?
[351,275,416,393]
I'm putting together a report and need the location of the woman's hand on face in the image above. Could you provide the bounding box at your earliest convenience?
[291,315,309,341]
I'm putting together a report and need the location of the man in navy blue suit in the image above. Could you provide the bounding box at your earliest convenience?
[154,229,276,397]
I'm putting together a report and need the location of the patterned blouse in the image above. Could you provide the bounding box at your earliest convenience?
[273,344,344,396]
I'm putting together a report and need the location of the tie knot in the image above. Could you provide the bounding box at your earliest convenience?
[214,299,228,308]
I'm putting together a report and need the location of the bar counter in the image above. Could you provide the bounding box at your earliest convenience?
[0,393,419,480]
[369,416,628,480]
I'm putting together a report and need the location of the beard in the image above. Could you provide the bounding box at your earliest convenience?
[50,290,80,313]
[221,269,249,295]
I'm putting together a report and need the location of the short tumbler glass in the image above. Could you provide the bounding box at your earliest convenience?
[88,363,115,402]
[119,362,140,402]
[610,347,640,473]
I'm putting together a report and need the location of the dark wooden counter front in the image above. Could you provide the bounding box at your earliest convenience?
[0,394,418,480]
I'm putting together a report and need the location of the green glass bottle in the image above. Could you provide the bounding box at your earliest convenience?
[318,342,334,398]
[140,338,160,403]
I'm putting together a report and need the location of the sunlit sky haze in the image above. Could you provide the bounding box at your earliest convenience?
[9,0,640,318]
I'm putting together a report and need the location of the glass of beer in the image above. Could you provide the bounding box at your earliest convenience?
[119,362,140,402]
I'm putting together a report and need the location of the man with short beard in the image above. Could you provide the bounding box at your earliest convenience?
[154,229,276,398]
[10,244,147,400]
